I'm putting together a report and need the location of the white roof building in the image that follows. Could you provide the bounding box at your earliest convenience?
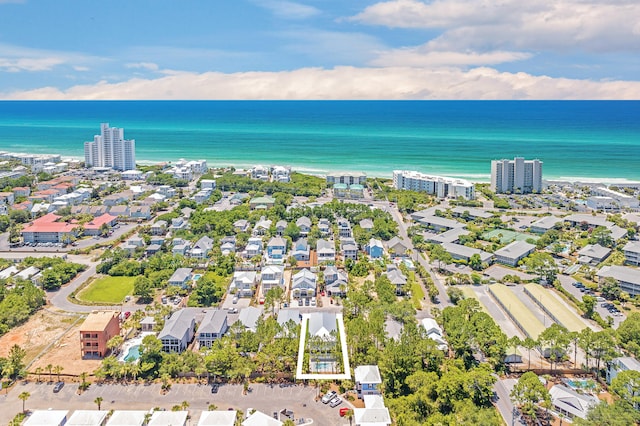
[242,411,282,426]
[148,411,188,426]
[24,410,69,426]
[549,384,599,420]
[66,410,109,426]
[107,411,148,426]
[197,411,237,426]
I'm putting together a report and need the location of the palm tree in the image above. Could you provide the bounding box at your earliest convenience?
[208,403,218,411]
[34,367,43,383]
[18,391,30,413]
[94,396,104,410]
[344,409,354,426]
[46,364,53,382]
[53,365,63,382]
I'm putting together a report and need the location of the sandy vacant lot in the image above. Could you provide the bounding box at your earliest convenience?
[0,309,101,378]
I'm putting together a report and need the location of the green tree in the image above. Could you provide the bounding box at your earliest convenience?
[582,295,596,319]
[611,370,640,409]
[133,276,154,302]
[539,323,570,372]
[18,391,30,413]
[469,253,483,271]
[524,252,558,283]
[511,371,551,421]
[94,396,104,410]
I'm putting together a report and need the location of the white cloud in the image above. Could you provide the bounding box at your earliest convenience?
[0,57,64,72]
[73,66,90,72]
[0,43,101,73]
[370,46,532,67]
[125,62,160,71]
[2,66,639,100]
[253,0,320,19]
[351,0,640,52]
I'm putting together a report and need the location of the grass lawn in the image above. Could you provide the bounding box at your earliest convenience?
[77,276,136,304]
[482,228,539,244]
[411,280,425,309]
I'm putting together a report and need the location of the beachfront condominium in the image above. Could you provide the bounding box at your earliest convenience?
[84,123,136,171]
[490,157,543,194]
[392,170,475,200]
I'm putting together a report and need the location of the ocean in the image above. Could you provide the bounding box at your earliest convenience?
[0,100,639,182]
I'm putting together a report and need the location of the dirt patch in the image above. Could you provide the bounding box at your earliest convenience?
[0,309,80,364]
[31,319,102,377]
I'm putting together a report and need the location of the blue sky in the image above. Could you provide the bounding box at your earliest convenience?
[1,0,639,99]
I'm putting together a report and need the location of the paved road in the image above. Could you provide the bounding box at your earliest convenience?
[1,382,352,426]
[493,378,526,426]
[46,260,101,313]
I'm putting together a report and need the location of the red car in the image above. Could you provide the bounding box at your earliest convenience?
[339,407,351,417]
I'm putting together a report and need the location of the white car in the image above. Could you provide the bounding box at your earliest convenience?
[322,391,337,404]
[329,396,343,407]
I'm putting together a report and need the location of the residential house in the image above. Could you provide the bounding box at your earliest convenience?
[191,235,214,259]
[171,217,188,231]
[243,237,263,259]
[130,205,151,220]
[151,220,168,235]
[79,311,121,358]
[21,212,78,244]
[108,205,130,218]
[341,237,358,261]
[355,365,382,399]
[420,318,448,351]
[237,307,261,333]
[266,236,287,263]
[296,216,312,236]
[337,218,352,238]
[272,166,290,183]
[249,195,276,210]
[291,238,310,262]
[308,312,337,339]
[232,271,258,298]
[366,238,384,259]
[317,239,336,263]
[234,219,250,233]
[451,206,493,220]
[200,179,216,190]
[384,265,407,295]
[277,309,302,328]
[549,384,599,421]
[159,309,196,353]
[354,397,392,426]
[597,265,640,297]
[261,264,285,293]
[198,310,228,348]
[324,266,348,297]
[83,213,117,236]
[530,215,564,234]
[275,220,287,236]
[168,268,193,288]
[416,215,465,232]
[254,217,272,236]
[385,236,410,257]
[291,268,317,299]
[359,218,374,231]
[493,240,536,266]
[140,317,156,332]
[425,227,470,244]
[220,236,237,256]
[194,188,213,204]
[623,241,640,266]
[145,244,162,256]
[318,218,331,236]
[172,240,191,256]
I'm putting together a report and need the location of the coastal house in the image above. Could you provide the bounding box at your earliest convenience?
[493,240,536,266]
[159,309,196,353]
[237,307,262,333]
[234,219,250,233]
[249,195,275,210]
[607,356,640,385]
[130,205,151,220]
[151,220,168,235]
[275,220,287,236]
[291,238,310,262]
[337,218,352,238]
[549,384,599,420]
[168,268,193,288]
[243,237,263,259]
[191,235,214,259]
[318,218,331,236]
[220,236,237,256]
[441,242,494,264]
[577,244,611,264]
[80,311,121,359]
[291,268,317,299]
[426,227,471,244]
[261,264,285,293]
[384,265,407,295]
[420,318,448,351]
[385,236,410,257]
[317,239,336,263]
[325,266,348,297]
[530,215,564,234]
[296,216,312,236]
[171,217,188,231]
[266,236,287,263]
[341,237,358,261]
[366,238,384,259]
[355,365,382,399]
[172,240,192,256]
[254,217,272,236]
[108,205,130,218]
[359,218,374,231]
[197,310,228,348]
[231,271,258,298]
[415,215,465,232]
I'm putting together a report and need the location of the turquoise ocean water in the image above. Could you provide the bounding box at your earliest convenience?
[0,101,638,182]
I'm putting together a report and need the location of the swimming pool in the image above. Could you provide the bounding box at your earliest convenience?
[563,378,597,390]
[193,274,202,281]
[123,345,141,362]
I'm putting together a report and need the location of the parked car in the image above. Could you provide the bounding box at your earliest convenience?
[211,384,219,393]
[322,390,337,404]
[339,407,351,417]
[329,396,343,407]
[53,381,64,393]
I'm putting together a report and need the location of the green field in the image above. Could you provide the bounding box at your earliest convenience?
[482,229,539,244]
[77,276,136,304]
[411,281,426,310]
[524,284,588,332]
[489,284,546,339]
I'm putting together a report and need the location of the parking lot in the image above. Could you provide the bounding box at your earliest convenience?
[557,274,626,328]
[2,382,351,426]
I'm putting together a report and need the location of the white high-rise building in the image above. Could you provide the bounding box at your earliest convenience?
[392,170,475,200]
[490,157,542,194]
[84,123,136,171]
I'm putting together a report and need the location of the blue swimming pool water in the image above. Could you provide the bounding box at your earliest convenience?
[124,345,141,362]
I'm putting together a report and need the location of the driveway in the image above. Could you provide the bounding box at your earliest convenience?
[2,382,352,426]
